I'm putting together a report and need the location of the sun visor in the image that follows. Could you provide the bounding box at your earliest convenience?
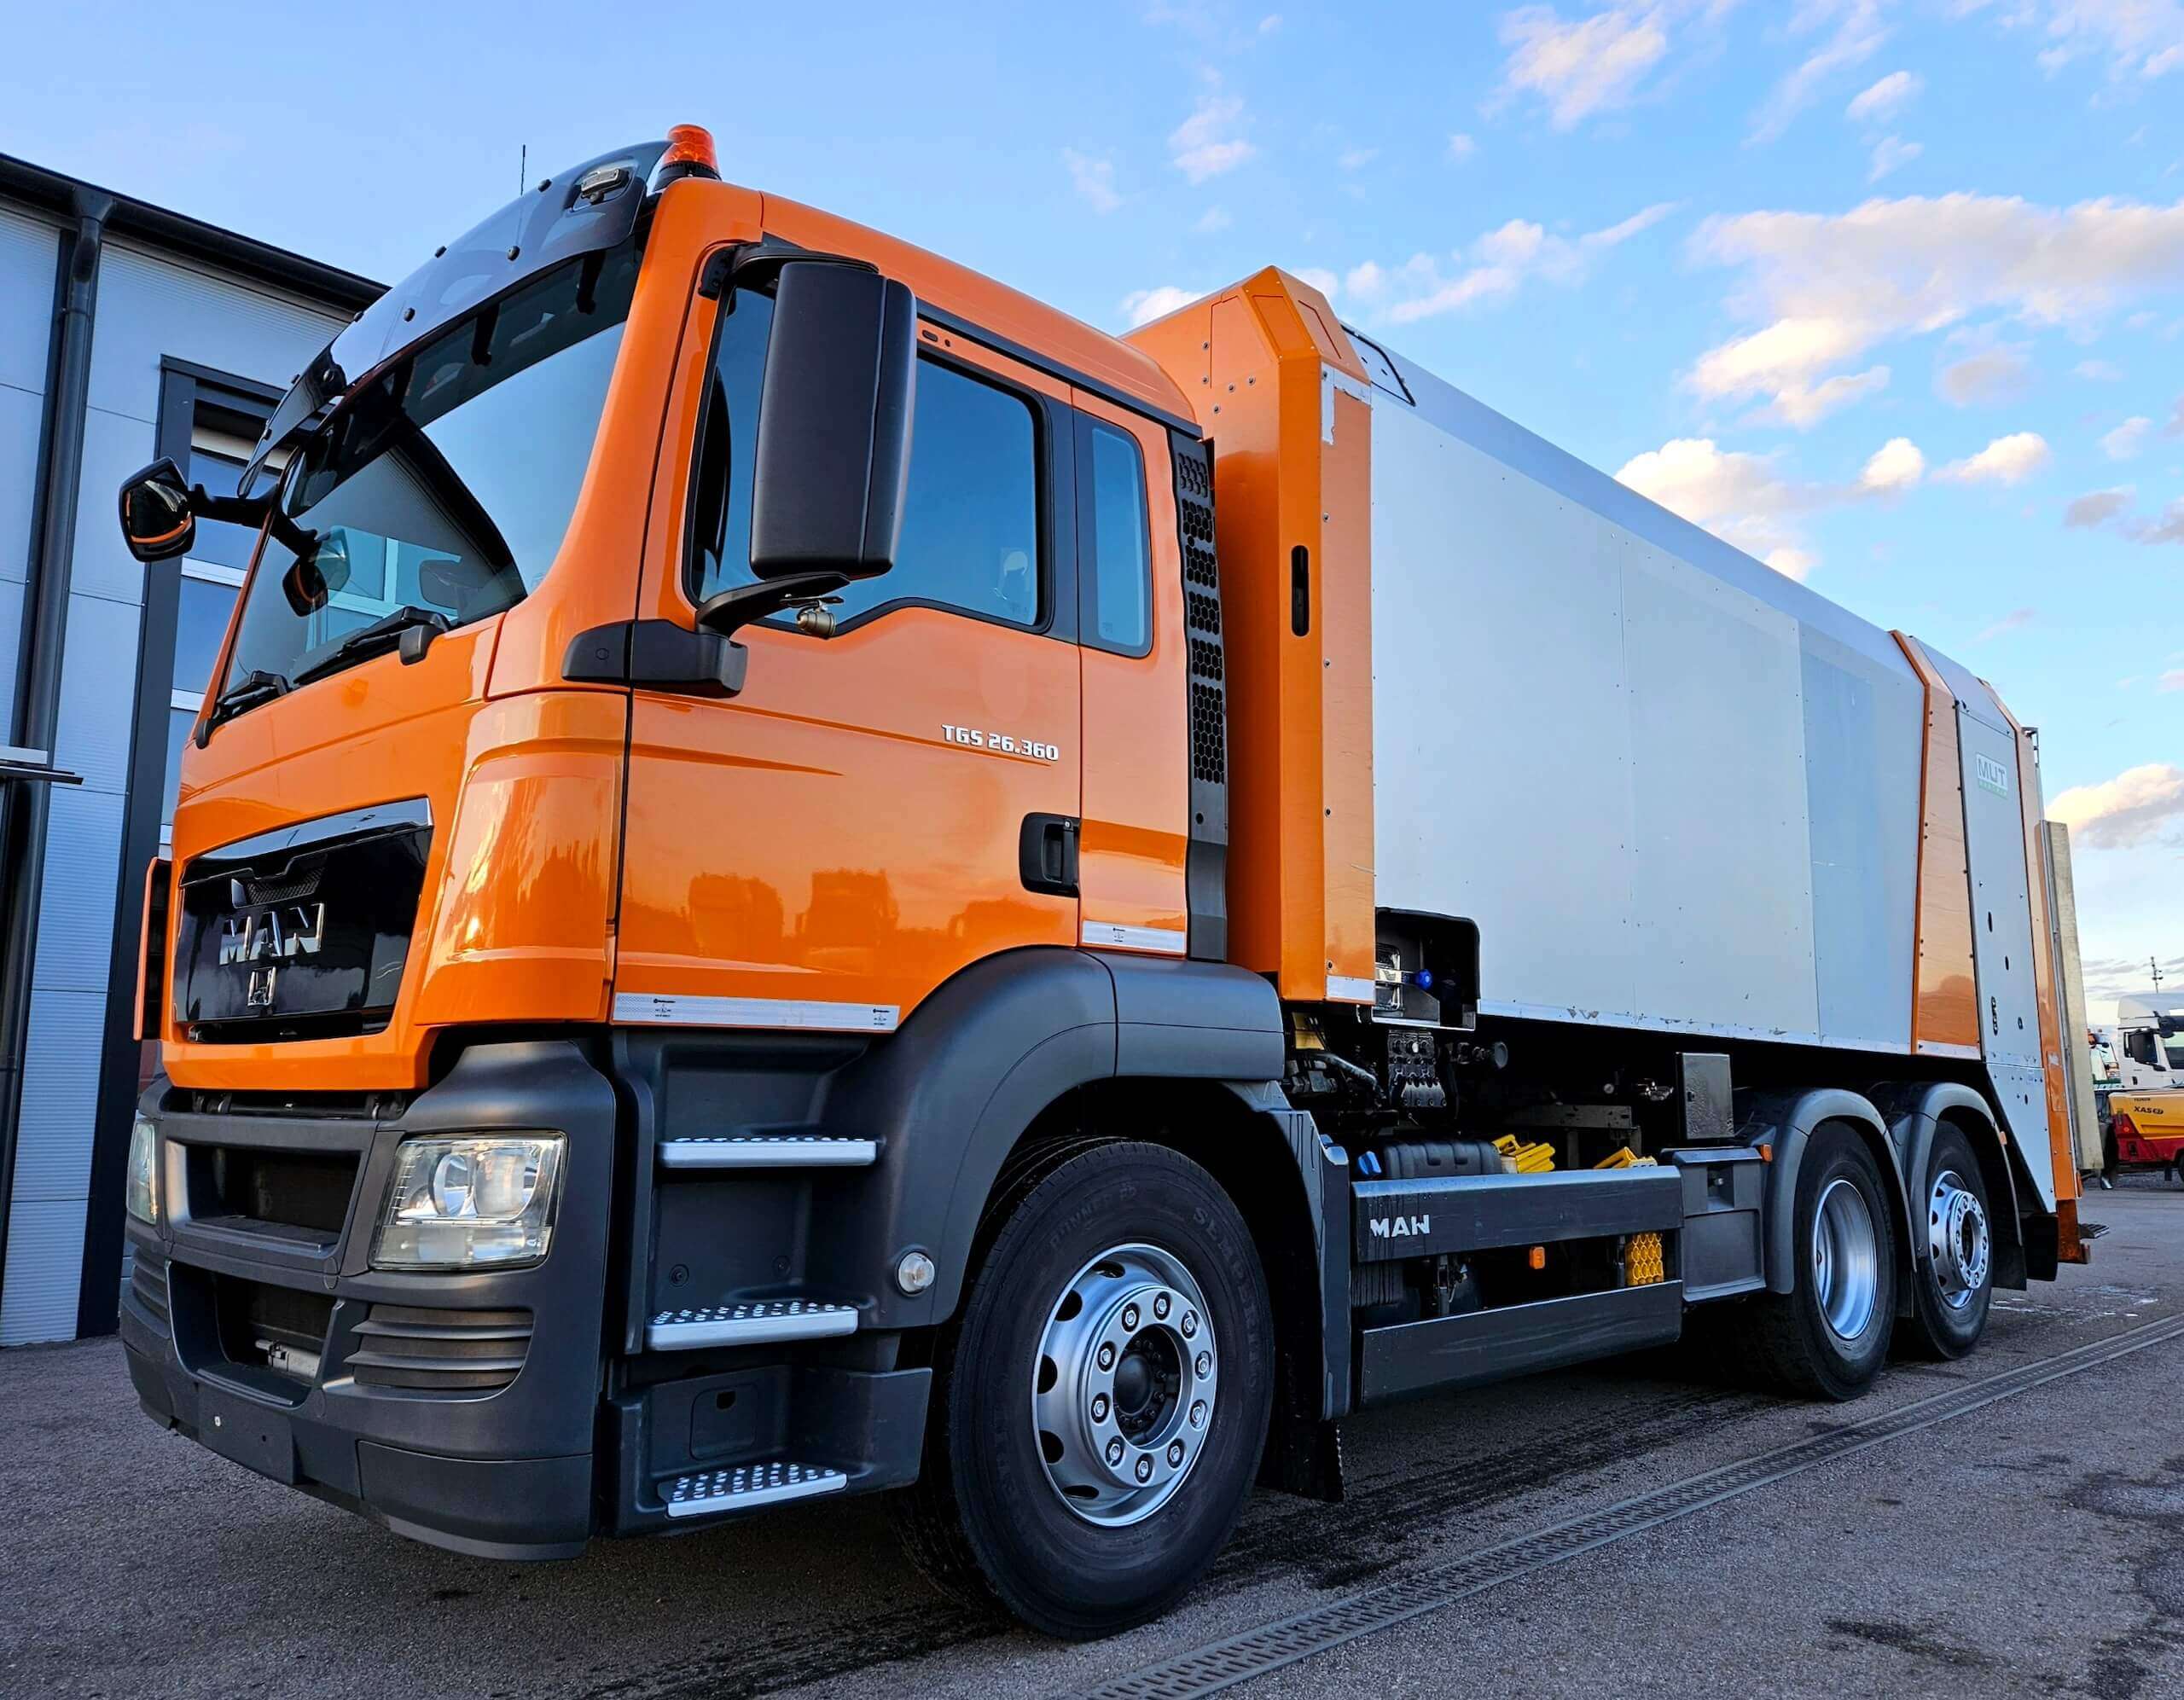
[241,139,671,496]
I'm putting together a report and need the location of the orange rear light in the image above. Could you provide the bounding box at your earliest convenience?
[1527,1245,1546,1271]
[656,124,720,183]
[2113,1114,2138,1139]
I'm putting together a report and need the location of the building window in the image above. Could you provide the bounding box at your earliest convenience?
[160,410,268,838]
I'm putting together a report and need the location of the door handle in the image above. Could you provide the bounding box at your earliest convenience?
[1019,814,1079,897]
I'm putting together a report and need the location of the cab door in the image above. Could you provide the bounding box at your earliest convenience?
[612,281,1082,1033]
[1072,392,1193,958]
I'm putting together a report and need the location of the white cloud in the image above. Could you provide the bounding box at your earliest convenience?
[2048,763,2184,850]
[1616,438,1811,565]
[1970,0,2184,82]
[2075,357,2124,379]
[1170,91,1257,183]
[1293,266,1339,297]
[1973,606,2036,641]
[2103,415,2154,458]
[1119,286,1201,329]
[1939,431,2053,483]
[1751,0,1891,143]
[1936,343,2030,405]
[1614,427,1923,574]
[1860,435,1926,490]
[1345,202,1676,326]
[2067,486,2136,525]
[1338,146,1379,171]
[1496,4,1674,129]
[2061,484,2184,542]
[1868,135,1922,181]
[2164,669,2184,691]
[1846,68,1924,121]
[1062,149,1121,214]
[1448,132,1478,162]
[1773,365,1894,426]
[1259,11,1282,31]
[1194,205,1233,234]
[1687,191,2184,423]
[2169,392,2184,432]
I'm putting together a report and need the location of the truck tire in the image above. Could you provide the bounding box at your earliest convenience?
[1901,1125,1995,1359]
[1733,1123,1898,1401]
[894,1140,1274,1639]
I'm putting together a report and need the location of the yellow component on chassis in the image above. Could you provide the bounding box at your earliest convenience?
[1623,1232,1666,1286]
[1493,1134,1557,1173]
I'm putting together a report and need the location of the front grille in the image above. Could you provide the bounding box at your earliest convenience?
[130,1251,171,1326]
[185,1145,358,1239]
[347,1306,534,1393]
[214,1275,334,1381]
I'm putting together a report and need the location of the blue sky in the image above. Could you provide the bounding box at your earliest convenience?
[5,0,2180,1016]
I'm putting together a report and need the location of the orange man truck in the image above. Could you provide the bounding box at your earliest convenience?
[114,130,2088,1636]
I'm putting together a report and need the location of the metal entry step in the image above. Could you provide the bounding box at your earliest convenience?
[659,1134,877,1170]
[646,1299,860,1351]
[665,1459,846,1518]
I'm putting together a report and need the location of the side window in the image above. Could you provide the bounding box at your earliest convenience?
[690,294,1041,630]
[2126,1030,2160,1068]
[1080,420,1151,655]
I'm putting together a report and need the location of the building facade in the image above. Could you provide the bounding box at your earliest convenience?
[0,156,379,1344]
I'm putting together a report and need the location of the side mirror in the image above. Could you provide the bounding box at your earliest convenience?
[747,260,916,582]
[118,459,196,563]
[281,530,350,617]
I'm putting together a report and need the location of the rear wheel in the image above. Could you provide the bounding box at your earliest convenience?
[1733,1123,1898,1400]
[1902,1125,1995,1359]
[894,1141,1274,1638]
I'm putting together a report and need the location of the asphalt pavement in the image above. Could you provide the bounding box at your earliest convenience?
[4,1175,2181,1699]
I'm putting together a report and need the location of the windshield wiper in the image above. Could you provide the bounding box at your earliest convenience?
[290,605,451,687]
[199,668,291,742]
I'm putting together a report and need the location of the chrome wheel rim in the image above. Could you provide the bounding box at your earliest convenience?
[1812,1177,1879,1342]
[1031,1242,1217,1527]
[1927,1167,1990,1310]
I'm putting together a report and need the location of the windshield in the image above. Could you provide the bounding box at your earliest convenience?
[218,243,641,700]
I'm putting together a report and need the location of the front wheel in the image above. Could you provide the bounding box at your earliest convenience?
[895,1141,1275,1638]
[1901,1125,1995,1359]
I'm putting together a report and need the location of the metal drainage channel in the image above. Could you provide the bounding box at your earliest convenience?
[1085,1308,2184,1699]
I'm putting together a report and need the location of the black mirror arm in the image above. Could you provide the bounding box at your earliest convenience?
[693,570,851,639]
[190,485,317,559]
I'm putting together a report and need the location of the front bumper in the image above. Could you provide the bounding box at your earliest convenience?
[119,1040,619,1560]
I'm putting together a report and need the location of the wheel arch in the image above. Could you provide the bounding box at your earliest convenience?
[1740,1087,1913,1297]
[1869,1080,2025,1291]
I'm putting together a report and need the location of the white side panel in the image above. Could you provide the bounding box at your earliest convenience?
[1361,334,1927,1056]
[1619,548,1817,1036]
[1372,403,1637,1022]
[0,206,59,728]
[1955,705,2053,1205]
[0,204,59,393]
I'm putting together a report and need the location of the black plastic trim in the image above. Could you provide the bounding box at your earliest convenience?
[1350,1166,1684,1263]
[1171,431,1229,962]
[1357,1281,1684,1404]
[563,619,747,698]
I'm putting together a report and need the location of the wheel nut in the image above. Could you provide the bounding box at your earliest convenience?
[1181,1311,1198,1337]
[1190,1401,1207,1428]
[1097,1343,1116,1370]
[1154,1294,1170,1320]
[1135,1455,1154,1482]
[1167,1440,1185,1465]
[1091,1393,1110,1422]
[1123,1304,1140,1331]
[1107,1436,1125,1465]
[1195,1352,1211,1378]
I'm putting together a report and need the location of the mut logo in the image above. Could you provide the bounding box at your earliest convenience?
[218,904,326,966]
[1368,1214,1431,1240]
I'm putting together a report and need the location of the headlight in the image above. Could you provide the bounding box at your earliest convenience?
[125,1116,160,1226]
[370,1134,565,1270]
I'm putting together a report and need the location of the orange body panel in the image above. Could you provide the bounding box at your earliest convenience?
[1073,389,1191,953]
[1893,635,1981,1056]
[1127,271,1374,1002]
[1994,697,2080,1210]
[614,283,1080,1024]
